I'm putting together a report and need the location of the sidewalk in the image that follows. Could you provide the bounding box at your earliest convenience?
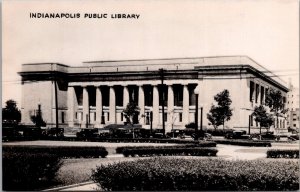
[43,181,100,191]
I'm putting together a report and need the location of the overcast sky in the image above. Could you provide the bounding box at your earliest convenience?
[3,0,299,107]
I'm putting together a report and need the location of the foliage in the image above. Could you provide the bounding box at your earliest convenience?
[252,105,274,134]
[214,139,271,147]
[122,102,140,125]
[267,149,299,158]
[91,158,299,191]
[207,89,233,129]
[3,151,63,191]
[2,99,21,124]
[3,145,108,158]
[185,122,197,128]
[265,88,287,129]
[116,143,217,154]
[30,106,46,127]
[121,147,218,157]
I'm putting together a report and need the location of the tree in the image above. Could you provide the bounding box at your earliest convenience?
[207,89,233,130]
[2,100,21,124]
[122,102,140,138]
[265,89,287,133]
[30,104,46,127]
[252,105,274,135]
[122,102,140,126]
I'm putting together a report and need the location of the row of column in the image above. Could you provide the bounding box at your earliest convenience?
[68,84,192,128]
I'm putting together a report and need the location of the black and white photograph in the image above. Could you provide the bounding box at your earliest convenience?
[2,0,299,191]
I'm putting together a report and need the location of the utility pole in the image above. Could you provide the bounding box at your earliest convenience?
[159,68,166,137]
[53,66,59,136]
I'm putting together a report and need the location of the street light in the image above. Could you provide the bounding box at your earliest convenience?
[194,87,200,141]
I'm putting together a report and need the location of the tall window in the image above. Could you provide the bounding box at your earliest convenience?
[61,112,65,123]
[250,81,254,102]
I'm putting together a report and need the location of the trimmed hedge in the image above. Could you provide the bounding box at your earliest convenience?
[116,142,217,154]
[3,152,63,191]
[92,157,299,191]
[44,137,208,144]
[214,139,271,147]
[121,147,218,157]
[267,149,299,158]
[3,145,108,158]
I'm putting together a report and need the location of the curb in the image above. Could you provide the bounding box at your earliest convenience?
[43,181,95,191]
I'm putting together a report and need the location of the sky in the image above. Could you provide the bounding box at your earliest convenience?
[2,0,299,107]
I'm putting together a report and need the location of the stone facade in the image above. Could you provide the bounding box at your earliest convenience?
[19,56,289,133]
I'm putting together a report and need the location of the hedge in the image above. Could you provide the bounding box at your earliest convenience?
[121,147,218,157]
[116,142,217,154]
[92,157,299,191]
[267,149,299,158]
[3,152,63,191]
[3,145,108,158]
[214,139,271,147]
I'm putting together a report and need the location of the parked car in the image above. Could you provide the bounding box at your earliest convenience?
[260,132,279,140]
[166,129,185,138]
[225,130,248,139]
[76,128,99,139]
[288,134,299,141]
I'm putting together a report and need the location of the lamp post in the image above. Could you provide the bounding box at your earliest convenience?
[194,88,199,141]
[159,68,166,137]
[200,105,203,138]
[150,110,153,138]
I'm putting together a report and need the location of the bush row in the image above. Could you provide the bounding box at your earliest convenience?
[92,157,299,191]
[3,145,108,158]
[116,142,217,154]
[121,147,218,157]
[214,139,271,147]
[3,152,63,191]
[45,137,207,144]
[267,149,299,158]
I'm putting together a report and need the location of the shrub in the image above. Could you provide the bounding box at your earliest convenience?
[267,149,299,158]
[3,152,63,191]
[214,139,271,147]
[116,143,216,154]
[122,147,218,157]
[91,158,299,191]
[115,142,216,154]
[3,145,108,158]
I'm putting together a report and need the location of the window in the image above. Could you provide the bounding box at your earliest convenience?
[164,113,167,122]
[179,113,182,122]
[94,112,96,121]
[75,112,78,120]
[250,81,255,102]
[107,112,110,121]
[121,113,123,121]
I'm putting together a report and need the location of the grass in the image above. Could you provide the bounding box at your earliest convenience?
[55,157,145,187]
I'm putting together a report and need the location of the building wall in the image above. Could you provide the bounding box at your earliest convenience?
[21,81,53,125]
[21,80,68,127]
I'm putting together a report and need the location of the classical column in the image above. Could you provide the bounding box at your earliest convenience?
[82,86,89,127]
[167,84,174,131]
[152,85,159,128]
[138,85,145,125]
[67,86,75,127]
[123,85,129,108]
[109,86,116,123]
[182,84,189,125]
[96,86,102,127]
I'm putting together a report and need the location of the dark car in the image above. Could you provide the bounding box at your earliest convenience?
[288,134,299,141]
[225,130,247,139]
[260,132,279,140]
[76,128,99,139]
[166,129,185,138]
